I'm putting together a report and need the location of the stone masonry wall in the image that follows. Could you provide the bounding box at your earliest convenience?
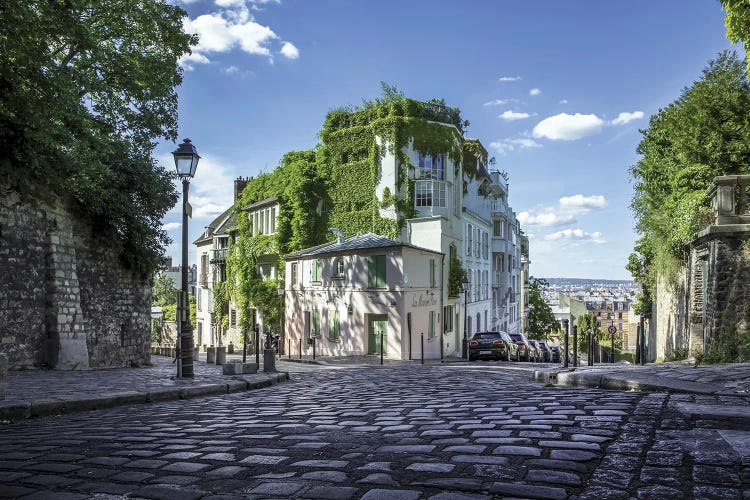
[0,190,150,369]
[654,271,689,361]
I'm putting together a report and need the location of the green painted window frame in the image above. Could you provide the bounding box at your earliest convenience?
[312,259,322,282]
[428,311,435,339]
[429,258,436,287]
[368,254,386,289]
[312,308,321,336]
[329,309,340,341]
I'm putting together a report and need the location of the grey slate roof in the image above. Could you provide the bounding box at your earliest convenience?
[193,207,234,245]
[284,232,443,259]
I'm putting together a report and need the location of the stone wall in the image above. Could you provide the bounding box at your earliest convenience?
[653,270,689,361]
[0,190,151,369]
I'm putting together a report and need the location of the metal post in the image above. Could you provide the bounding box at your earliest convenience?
[421,332,424,365]
[462,288,468,359]
[279,294,283,356]
[640,316,646,365]
[176,292,182,378]
[288,339,291,359]
[380,328,384,366]
[299,337,302,359]
[588,330,593,366]
[611,328,615,363]
[312,337,316,360]
[572,325,578,367]
[408,312,412,361]
[255,326,259,365]
[563,319,569,368]
[242,327,247,363]
[179,179,194,378]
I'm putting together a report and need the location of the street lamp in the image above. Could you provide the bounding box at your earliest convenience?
[461,274,469,359]
[172,138,200,378]
[277,283,284,356]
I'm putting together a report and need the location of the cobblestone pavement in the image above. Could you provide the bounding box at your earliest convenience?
[1,361,748,499]
[4,356,274,402]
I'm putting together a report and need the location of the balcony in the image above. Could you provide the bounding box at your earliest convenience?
[210,248,227,263]
[199,272,208,288]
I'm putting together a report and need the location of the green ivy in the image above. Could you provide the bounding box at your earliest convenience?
[448,257,465,298]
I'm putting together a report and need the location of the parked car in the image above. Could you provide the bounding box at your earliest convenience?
[528,340,542,362]
[549,345,562,363]
[538,341,552,362]
[469,331,518,361]
[509,332,532,361]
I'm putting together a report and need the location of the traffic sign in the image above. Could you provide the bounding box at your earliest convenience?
[608,325,617,334]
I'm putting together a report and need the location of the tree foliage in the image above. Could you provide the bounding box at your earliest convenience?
[152,273,177,307]
[526,277,559,340]
[0,0,195,276]
[722,1,750,75]
[629,51,750,312]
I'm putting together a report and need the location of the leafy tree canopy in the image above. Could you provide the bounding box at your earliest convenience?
[722,1,750,75]
[629,51,750,311]
[526,277,559,341]
[0,0,195,275]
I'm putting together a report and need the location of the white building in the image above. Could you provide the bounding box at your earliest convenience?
[283,233,444,359]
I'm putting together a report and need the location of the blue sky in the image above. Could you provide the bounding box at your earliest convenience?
[158,0,738,280]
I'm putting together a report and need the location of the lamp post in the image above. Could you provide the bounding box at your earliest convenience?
[172,138,200,378]
[461,274,469,359]
[277,283,284,356]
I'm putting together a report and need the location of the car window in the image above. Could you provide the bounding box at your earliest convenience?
[510,334,523,341]
[472,332,501,340]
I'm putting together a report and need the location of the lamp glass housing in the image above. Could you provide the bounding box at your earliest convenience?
[172,138,200,178]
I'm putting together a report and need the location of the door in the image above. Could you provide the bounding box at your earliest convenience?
[368,315,388,355]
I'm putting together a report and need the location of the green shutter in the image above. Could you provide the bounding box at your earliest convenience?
[329,310,340,341]
[313,309,320,335]
[429,258,435,287]
[369,255,387,288]
[428,311,435,338]
[377,255,386,288]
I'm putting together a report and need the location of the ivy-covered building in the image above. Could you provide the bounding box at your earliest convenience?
[193,93,525,357]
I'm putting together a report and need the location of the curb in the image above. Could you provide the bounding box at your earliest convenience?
[532,367,744,396]
[280,358,327,366]
[0,372,290,423]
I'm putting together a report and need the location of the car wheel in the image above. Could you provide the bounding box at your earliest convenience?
[469,355,477,361]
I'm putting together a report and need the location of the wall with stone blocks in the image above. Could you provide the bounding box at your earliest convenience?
[0,190,151,369]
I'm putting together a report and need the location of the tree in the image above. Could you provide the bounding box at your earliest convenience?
[526,277,559,341]
[152,273,177,307]
[629,51,750,306]
[0,0,195,275]
[722,1,750,75]
[576,313,602,353]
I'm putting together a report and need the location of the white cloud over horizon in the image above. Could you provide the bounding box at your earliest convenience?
[159,152,235,220]
[162,222,181,231]
[532,113,604,141]
[489,137,542,155]
[483,98,515,106]
[519,194,607,229]
[559,194,608,212]
[280,41,299,59]
[498,76,522,82]
[544,228,606,244]
[517,211,576,227]
[529,88,541,96]
[499,110,531,121]
[611,111,644,125]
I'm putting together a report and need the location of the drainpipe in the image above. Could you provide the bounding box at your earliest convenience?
[439,253,445,360]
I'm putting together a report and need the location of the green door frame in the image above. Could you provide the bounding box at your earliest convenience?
[367,315,388,355]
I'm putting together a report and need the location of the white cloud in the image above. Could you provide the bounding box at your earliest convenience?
[178,52,211,71]
[483,98,514,106]
[499,110,531,121]
[529,88,541,96]
[489,137,542,155]
[280,41,299,59]
[180,1,297,70]
[559,194,608,212]
[162,222,181,231]
[559,99,568,104]
[223,65,239,74]
[498,76,522,82]
[532,113,604,141]
[610,111,644,126]
[517,211,576,227]
[544,228,606,244]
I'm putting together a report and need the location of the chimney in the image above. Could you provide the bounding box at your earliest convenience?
[329,228,344,245]
[234,176,252,202]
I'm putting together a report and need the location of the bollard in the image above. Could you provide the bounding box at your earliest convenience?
[288,339,291,359]
[636,323,642,365]
[206,346,216,364]
[420,332,424,365]
[193,347,200,362]
[572,326,578,367]
[563,320,569,368]
[216,345,227,365]
[299,338,302,359]
[380,330,384,366]
[255,328,260,366]
[313,337,316,360]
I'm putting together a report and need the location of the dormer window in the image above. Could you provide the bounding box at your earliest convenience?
[333,257,345,279]
[418,153,445,180]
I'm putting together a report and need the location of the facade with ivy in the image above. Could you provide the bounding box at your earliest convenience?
[192,94,525,358]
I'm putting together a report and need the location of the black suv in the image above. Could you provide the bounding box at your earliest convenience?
[469,331,518,361]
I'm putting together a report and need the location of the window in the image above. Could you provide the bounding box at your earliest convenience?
[368,255,386,288]
[230,309,236,328]
[312,259,322,282]
[429,258,436,287]
[493,220,503,237]
[329,310,340,341]
[474,227,480,257]
[428,311,435,339]
[197,289,202,311]
[333,258,344,278]
[467,224,473,255]
[443,306,454,332]
[482,233,489,259]
[270,207,276,233]
[312,309,321,336]
[291,262,298,285]
[618,312,623,319]
[415,180,446,207]
[418,153,445,180]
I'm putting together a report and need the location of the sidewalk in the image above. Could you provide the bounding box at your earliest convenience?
[0,355,289,422]
[534,361,750,396]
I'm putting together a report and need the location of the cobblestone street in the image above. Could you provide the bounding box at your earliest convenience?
[1,361,748,499]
